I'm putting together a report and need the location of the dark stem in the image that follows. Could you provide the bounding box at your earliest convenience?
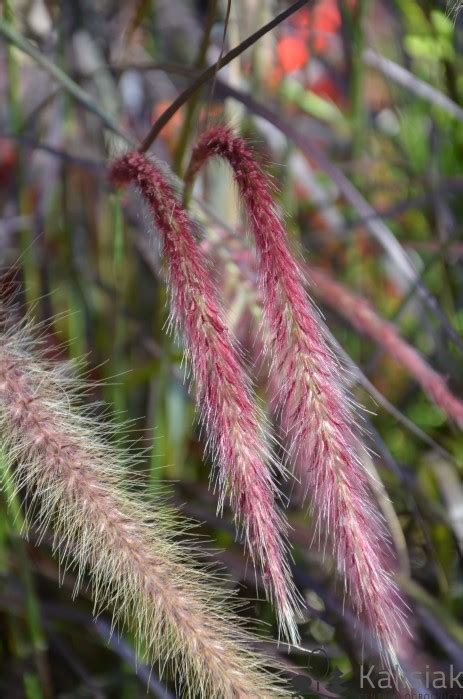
[138,0,309,153]
[172,0,219,175]
[204,0,232,133]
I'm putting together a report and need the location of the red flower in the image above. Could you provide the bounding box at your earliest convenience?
[277,35,309,73]
[277,0,341,74]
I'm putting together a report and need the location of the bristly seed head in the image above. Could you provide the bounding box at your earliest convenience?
[0,318,293,698]
[309,267,463,427]
[188,126,409,671]
[110,151,302,644]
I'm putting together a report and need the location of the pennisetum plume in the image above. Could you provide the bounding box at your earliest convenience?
[308,267,463,427]
[187,126,408,669]
[0,317,293,698]
[202,227,463,428]
[109,151,300,643]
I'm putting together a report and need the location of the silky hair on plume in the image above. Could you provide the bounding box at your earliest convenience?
[0,311,293,698]
[110,149,302,644]
[187,126,409,672]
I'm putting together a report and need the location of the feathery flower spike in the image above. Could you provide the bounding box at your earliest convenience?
[188,126,408,669]
[0,319,293,698]
[109,151,300,643]
[309,267,463,427]
[201,227,463,429]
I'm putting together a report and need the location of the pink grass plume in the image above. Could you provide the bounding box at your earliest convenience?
[309,267,463,426]
[0,319,293,698]
[188,126,408,669]
[201,230,463,429]
[109,151,300,643]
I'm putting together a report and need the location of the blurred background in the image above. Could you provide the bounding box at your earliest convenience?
[1,0,463,697]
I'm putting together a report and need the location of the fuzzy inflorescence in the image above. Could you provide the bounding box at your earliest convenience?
[309,267,463,426]
[109,152,300,643]
[188,126,408,668]
[0,319,293,698]
[201,227,463,428]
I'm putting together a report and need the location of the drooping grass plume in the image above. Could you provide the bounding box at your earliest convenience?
[187,127,408,669]
[109,152,300,643]
[0,318,293,699]
[202,227,463,428]
[308,267,463,427]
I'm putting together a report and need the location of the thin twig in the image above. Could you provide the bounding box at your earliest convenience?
[173,0,219,175]
[138,0,310,152]
[205,0,232,132]
[364,48,463,123]
[0,18,130,143]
